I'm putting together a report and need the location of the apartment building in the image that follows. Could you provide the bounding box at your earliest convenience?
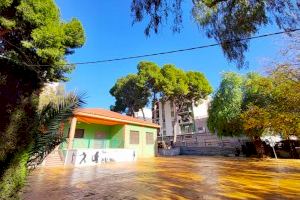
[153,98,246,148]
[134,108,153,122]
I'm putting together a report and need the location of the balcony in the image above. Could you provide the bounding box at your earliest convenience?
[178,106,193,115]
[178,118,194,125]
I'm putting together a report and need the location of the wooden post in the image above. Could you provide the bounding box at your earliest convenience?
[68,117,77,150]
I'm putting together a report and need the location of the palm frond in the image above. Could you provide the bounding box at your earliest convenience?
[28,92,85,168]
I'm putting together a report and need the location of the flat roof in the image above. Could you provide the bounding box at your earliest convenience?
[74,108,160,128]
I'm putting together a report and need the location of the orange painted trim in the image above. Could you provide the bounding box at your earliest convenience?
[76,116,126,126]
[74,112,160,128]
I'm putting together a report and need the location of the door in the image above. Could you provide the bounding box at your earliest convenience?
[94,132,107,148]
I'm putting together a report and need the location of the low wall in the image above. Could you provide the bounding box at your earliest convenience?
[180,146,236,156]
[64,149,136,166]
[158,147,180,156]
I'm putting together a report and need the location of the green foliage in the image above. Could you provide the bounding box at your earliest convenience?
[112,61,212,142]
[0,16,15,29]
[242,65,300,138]
[160,64,189,100]
[0,150,29,200]
[0,98,36,166]
[131,0,299,68]
[0,91,84,198]
[29,92,85,167]
[186,71,213,101]
[17,0,60,27]
[207,72,244,137]
[0,0,85,197]
[0,0,13,11]
[137,61,163,96]
[110,74,150,116]
[242,72,273,108]
[209,65,300,140]
[63,19,86,49]
[0,0,85,82]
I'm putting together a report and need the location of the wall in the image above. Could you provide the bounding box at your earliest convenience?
[124,124,157,158]
[64,149,136,166]
[62,122,125,149]
[110,125,124,148]
[134,108,153,121]
[192,98,210,119]
[158,101,174,137]
[161,132,247,148]
[180,146,236,156]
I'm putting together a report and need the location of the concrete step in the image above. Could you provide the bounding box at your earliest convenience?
[44,150,64,167]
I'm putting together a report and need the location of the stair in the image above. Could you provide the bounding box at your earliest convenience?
[43,150,64,167]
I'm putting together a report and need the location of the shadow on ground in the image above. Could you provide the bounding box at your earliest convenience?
[22,156,300,200]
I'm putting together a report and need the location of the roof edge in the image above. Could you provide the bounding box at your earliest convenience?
[74,112,160,128]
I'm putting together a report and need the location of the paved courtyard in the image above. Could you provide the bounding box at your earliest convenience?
[22,156,300,200]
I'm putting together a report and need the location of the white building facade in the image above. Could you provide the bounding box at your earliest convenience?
[153,98,246,148]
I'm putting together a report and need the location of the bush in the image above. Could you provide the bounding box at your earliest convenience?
[0,150,29,200]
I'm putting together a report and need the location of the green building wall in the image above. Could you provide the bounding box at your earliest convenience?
[109,125,124,148]
[62,122,125,149]
[61,121,157,158]
[124,124,158,158]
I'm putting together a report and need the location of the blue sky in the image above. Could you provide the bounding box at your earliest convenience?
[56,0,284,108]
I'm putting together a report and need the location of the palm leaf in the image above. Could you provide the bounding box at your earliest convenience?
[28,92,85,168]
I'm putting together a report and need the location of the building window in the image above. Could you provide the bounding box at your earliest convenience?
[68,128,84,138]
[163,130,166,136]
[146,132,154,144]
[172,121,175,127]
[75,129,84,138]
[171,110,174,117]
[130,131,139,144]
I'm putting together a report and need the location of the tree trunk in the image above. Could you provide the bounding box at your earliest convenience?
[253,136,266,158]
[173,112,179,144]
[141,108,146,121]
[152,92,157,123]
[173,101,184,145]
[288,139,299,159]
[129,108,134,117]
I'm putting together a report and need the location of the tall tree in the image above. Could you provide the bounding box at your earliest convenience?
[131,0,299,68]
[209,66,300,157]
[160,64,189,143]
[241,65,300,157]
[137,61,164,122]
[0,0,85,197]
[137,61,164,103]
[110,74,150,118]
[208,72,270,157]
[111,62,212,143]
[159,65,212,143]
[207,72,244,137]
